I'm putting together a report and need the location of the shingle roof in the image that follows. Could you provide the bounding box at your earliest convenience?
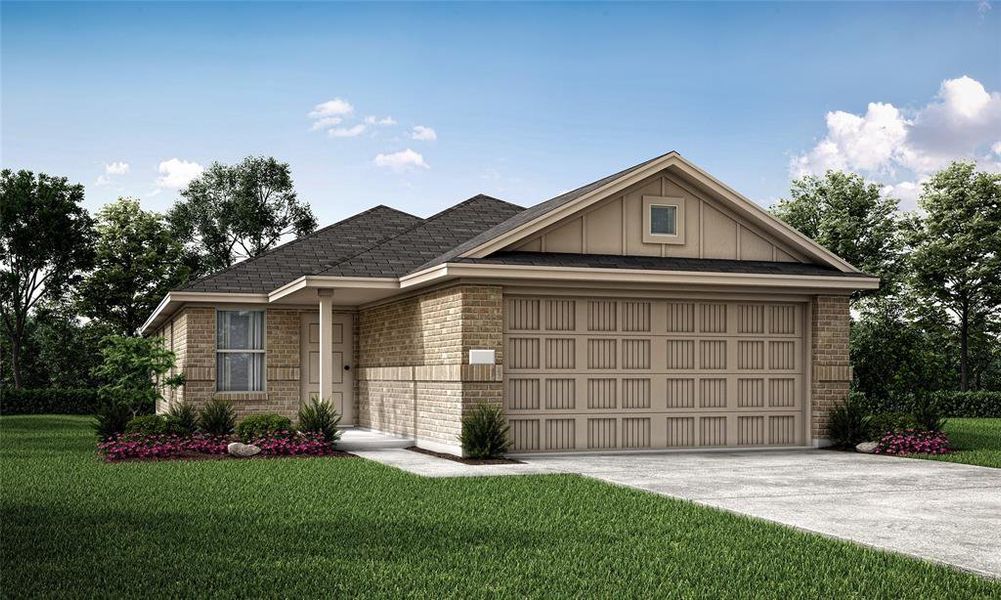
[319,195,525,278]
[180,205,423,293]
[413,152,674,272]
[454,251,870,278]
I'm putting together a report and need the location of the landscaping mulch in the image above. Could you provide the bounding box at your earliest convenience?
[407,446,522,465]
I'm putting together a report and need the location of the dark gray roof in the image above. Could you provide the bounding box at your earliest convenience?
[414,152,674,272]
[455,251,871,278]
[319,195,525,278]
[180,205,424,293]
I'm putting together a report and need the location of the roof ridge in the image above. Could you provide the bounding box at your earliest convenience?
[180,204,420,291]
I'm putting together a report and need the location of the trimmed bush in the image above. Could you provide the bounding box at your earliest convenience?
[927,391,1001,418]
[93,401,133,440]
[460,402,511,459]
[166,401,199,435]
[827,392,869,447]
[0,388,99,415]
[237,414,292,443]
[862,412,920,439]
[198,398,236,436]
[125,414,190,437]
[297,398,341,443]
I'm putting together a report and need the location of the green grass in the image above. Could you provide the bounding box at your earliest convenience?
[2,416,998,599]
[916,418,1001,469]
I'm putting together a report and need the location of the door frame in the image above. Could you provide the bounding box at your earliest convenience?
[299,311,355,426]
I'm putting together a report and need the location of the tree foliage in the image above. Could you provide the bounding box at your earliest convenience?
[907,162,1001,390]
[77,198,196,335]
[0,170,94,387]
[169,156,316,272]
[771,171,905,295]
[92,335,183,415]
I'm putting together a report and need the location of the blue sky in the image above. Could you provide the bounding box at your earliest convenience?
[2,2,999,223]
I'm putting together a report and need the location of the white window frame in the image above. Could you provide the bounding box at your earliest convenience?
[642,195,686,245]
[215,309,267,393]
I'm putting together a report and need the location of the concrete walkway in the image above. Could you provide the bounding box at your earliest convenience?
[352,448,556,477]
[523,450,1001,579]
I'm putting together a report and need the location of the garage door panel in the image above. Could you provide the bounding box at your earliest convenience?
[504,296,807,451]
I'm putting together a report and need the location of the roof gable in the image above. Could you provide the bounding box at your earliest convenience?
[180,205,423,294]
[416,152,860,274]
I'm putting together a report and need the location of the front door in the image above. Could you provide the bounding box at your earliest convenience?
[300,312,354,425]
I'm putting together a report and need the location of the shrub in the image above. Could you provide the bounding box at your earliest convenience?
[254,431,337,456]
[0,387,99,415]
[297,397,341,443]
[460,402,511,459]
[125,414,169,435]
[198,398,236,436]
[237,414,293,443]
[93,400,133,440]
[166,401,199,435]
[827,392,869,447]
[92,335,183,416]
[927,391,1001,418]
[98,433,229,461]
[910,394,946,432]
[862,412,920,440]
[875,429,951,456]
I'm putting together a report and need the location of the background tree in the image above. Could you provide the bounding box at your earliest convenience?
[77,198,196,335]
[771,171,906,296]
[169,156,316,273]
[908,162,1001,391]
[0,170,94,387]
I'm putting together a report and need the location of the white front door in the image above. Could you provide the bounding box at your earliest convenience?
[300,312,354,425]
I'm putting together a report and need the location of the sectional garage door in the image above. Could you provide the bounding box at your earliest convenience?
[503,296,807,452]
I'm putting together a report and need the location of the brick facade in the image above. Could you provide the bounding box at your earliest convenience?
[357,284,504,454]
[810,294,852,443]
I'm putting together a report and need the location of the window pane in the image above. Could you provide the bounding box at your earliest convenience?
[217,310,264,350]
[651,205,677,235]
[217,352,265,391]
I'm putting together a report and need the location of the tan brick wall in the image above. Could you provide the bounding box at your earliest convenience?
[811,295,852,442]
[357,285,504,452]
[157,306,312,421]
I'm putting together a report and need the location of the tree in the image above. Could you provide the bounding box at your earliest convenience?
[908,162,1001,391]
[771,171,905,296]
[92,335,183,416]
[169,156,316,272]
[0,170,94,387]
[77,198,196,335]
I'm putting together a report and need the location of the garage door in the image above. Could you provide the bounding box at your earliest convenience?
[503,296,806,452]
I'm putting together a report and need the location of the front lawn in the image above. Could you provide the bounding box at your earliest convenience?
[2,416,997,598]
[917,418,1001,469]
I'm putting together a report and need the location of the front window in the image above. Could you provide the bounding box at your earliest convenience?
[650,204,678,236]
[216,310,265,391]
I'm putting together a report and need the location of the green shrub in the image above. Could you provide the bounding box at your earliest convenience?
[827,391,869,448]
[93,401,132,440]
[92,335,183,416]
[297,397,341,443]
[125,414,169,435]
[166,401,199,435]
[927,391,1001,418]
[236,413,292,442]
[0,387,99,415]
[910,394,946,432]
[198,398,236,436]
[863,412,920,439]
[460,402,511,459]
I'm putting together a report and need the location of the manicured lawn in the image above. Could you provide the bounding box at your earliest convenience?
[2,416,997,598]
[917,418,1001,469]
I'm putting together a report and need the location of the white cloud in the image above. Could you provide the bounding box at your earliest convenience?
[105,161,130,175]
[365,115,396,126]
[373,148,429,171]
[328,124,366,138]
[411,125,437,141]
[308,98,354,119]
[992,141,1001,156]
[310,116,343,131]
[156,158,204,189]
[792,75,1001,193]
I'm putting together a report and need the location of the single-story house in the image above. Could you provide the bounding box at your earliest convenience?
[142,151,878,455]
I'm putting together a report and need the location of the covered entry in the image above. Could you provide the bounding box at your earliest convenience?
[503,295,807,452]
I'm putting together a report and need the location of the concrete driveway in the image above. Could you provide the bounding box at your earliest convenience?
[521,450,1001,578]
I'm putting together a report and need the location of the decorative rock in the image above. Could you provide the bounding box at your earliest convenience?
[227,442,261,458]
[856,441,878,454]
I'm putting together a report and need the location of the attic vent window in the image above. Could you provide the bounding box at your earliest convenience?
[650,205,678,236]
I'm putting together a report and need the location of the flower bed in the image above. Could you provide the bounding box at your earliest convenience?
[874,429,951,456]
[98,431,343,462]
